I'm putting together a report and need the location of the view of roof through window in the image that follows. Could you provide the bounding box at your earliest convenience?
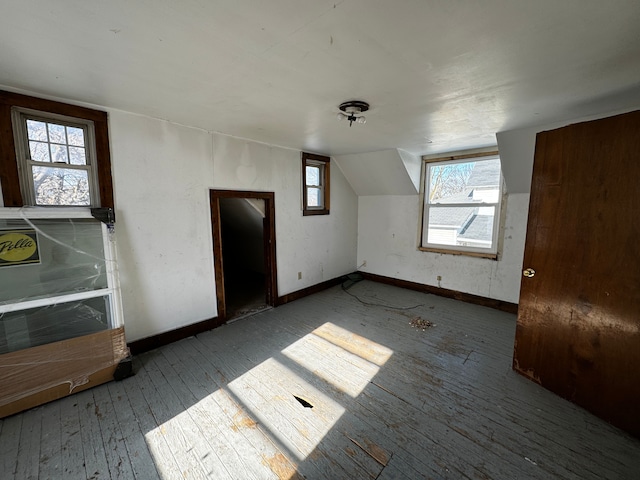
[424,157,501,251]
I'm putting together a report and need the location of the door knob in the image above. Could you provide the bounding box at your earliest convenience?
[523,268,535,278]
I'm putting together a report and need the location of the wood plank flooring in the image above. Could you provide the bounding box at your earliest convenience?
[1,280,639,479]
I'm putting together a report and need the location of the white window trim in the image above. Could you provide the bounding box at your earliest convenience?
[0,207,124,329]
[11,107,101,207]
[418,150,503,259]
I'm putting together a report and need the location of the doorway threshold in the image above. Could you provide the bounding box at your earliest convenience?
[226,305,273,324]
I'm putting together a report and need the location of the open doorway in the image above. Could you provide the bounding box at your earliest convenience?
[210,190,278,321]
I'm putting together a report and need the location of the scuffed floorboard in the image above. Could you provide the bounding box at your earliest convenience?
[1,280,639,479]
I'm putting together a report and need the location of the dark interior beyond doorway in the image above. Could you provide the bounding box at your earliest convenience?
[219,197,269,319]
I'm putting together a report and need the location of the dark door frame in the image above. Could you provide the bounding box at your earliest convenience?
[209,189,278,321]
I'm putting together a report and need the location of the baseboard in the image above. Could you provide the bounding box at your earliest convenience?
[276,275,348,306]
[128,275,350,355]
[360,272,519,314]
[128,316,224,355]
[128,271,514,356]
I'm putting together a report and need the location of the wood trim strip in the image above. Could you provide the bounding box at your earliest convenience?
[128,271,517,356]
[422,149,499,163]
[209,189,275,199]
[130,274,345,355]
[209,195,226,320]
[302,152,330,163]
[361,272,518,314]
[94,116,114,208]
[264,197,279,304]
[302,208,330,216]
[0,89,114,208]
[0,102,21,206]
[0,90,108,122]
[417,246,498,260]
[127,316,224,355]
[276,275,346,306]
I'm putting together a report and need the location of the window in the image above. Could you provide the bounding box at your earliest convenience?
[302,152,330,215]
[420,150,503,258]
[13,110,98,206]
[0,90,113,208]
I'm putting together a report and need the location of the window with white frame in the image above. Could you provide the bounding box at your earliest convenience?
[302,152,330,215]
[420,150,503,258]
[12,109,99,207]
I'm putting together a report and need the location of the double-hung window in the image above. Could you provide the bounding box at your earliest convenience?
[420,150,503,258]
[0,89,113,209]
[13,110,99,206]
[302,152,330,215]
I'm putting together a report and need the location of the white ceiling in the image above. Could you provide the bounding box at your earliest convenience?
[2,0,640,156]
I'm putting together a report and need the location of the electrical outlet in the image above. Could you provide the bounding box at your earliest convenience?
[298,272,302,280]
[437,275,442,281]
[362,260,367,267]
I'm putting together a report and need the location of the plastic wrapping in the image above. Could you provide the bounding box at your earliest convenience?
[0,327,128,417]
[1,296,110,353]
[0,216,111,352]
[0,209,128,417]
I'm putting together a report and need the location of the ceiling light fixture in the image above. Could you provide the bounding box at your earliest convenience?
[337,100,369,127]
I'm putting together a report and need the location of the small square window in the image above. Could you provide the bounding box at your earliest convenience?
[302,152,330,216]
[420,150,503,258]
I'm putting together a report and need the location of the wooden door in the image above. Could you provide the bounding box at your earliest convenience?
[514,110,640,437]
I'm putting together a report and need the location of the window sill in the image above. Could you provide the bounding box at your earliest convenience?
[418,246,498,260]
[303,208,330,216]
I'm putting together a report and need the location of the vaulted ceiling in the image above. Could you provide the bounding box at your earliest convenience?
[2,1,640,157]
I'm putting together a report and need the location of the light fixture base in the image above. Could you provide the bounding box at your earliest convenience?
[338,100,370,126]
[338,100,370,114]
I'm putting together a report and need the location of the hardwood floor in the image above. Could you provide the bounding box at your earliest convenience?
[1,280,638,479]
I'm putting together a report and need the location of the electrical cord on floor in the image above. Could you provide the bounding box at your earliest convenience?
[341,274,425,311]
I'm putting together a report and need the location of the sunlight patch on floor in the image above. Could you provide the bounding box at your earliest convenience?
[312,322,393,366]
[143,322,393,479]
[227,357,345,461]
[282,322,393,397]
[145,408,209,479]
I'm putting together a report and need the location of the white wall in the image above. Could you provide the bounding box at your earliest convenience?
[357,193,529,304]
[109,111,357,342]
[497,106,640,194]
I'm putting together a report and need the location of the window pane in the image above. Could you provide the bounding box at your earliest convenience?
[0,295,110,354]
[429,159,500,204]
[69,146,87,165]
[29,141,51,162]
[426,205,495,249]
[50,144,69,164]
[307,187,322,207]
[32,166,90,206]
[306,165,320,186]
[66,126,85,146]
[27,120,48,141]
[0,219,108,304]
[47,122,66,144]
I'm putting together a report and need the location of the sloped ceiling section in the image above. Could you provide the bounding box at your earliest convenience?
[334,149,419,196]
[219,198,265,235]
